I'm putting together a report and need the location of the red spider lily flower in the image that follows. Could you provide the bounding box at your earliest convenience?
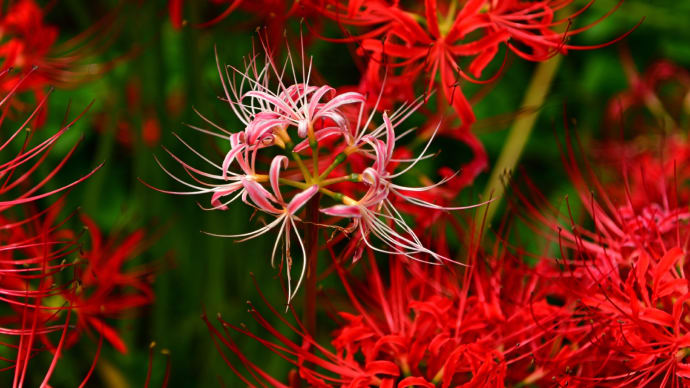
[0,83,101,210]
[513,126,690,386]
[149,41,483,301]
[40,215,155,355]
[203,225,580,387]
[0,201,80,387]
[593,135,690,211]
[313,0,630,130]
[0,68,102,387]
[0,209,156,385]
[0,0,115,124]
[605,51,690,132]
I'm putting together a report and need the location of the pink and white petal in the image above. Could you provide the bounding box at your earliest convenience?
[382,112,395,162]
[320,204,362,218]
[314,111,347,130]
[373,139,388,172]
[286,185,319,214]
[221,144,246,180]
[242,179,281,214]
[244,90,295,117]
[316,92,365,115]
[210,183,243,209]
[307,85,334,118]
[361,167,380,187]
[297,119,309,138]
[280,84,318,102]
[269,155,289,203]
[247,118,286,144]
[228,132,253,174]
[360,136,387,172]
[314,127,346,142]
[229,132,245,148]
[292,127,344,152]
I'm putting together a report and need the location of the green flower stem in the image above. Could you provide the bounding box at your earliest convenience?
[320,173,359,187]
[477,55,562,233]
[286,143,312,183]
[278,178,345,203]
[318,152,347,181]
[311,139,320,177]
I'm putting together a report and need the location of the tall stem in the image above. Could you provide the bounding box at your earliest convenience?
[303,193,321,337]
[476,56,561,234]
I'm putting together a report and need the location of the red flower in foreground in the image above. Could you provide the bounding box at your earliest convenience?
[0,67,101,386]
[314,0,631,130]
[204,231,577,387]
[516,129,690,386]
[0,202,79,388]
[203,121,690,388]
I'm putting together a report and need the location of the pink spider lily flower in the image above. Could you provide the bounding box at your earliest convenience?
[321,112,483,263]
[207,156,319,302]
[221,44,366,147]
[153,39,483,299]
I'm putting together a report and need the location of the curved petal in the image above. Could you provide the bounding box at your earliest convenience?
[287,185,319,214]
[211,183,243,210]
[320,204,362,218]
[307,85,335,119]
[242,179,281,214]
[269,155,289,203]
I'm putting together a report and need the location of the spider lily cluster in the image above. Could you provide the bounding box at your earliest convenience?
[0,2,158,383]
[154,47,481,302]
[205,105,690,388]
[0,66,157,385]
[0,0,679,386]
